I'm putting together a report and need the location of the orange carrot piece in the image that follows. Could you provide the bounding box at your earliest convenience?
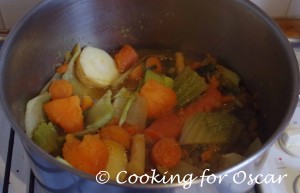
[56,63,69,74]
[151,138,181,168]
[62,134,109,175]
[145,114,184,143]
[129,56,163,80]
[180,77,235,119]
[114,44,138,73]
[200,145,220,162]
[81,96,94,111]
[140,79,177,119]
[49,79,73,100]
[44,95,83,133]
[99,125,131,150]
[122,124,141,136]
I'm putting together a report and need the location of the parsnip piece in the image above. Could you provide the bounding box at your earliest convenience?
[103,139,128,181]
[126,134,145,175]
[76,46,119,88]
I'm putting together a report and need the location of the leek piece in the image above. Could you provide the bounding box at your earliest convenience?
[25,92,51,138]
[144,70,174,88]
[179,112,244,145]
[125,95,147,130]
[218,65,240,86]
[62,44,100,98]
[119,93,137,126]
[75,90,113,137]
[33,122,58,153]
[174,67,208,107]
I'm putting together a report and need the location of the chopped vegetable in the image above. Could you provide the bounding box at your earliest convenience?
[100,125,131,150]
[140,79,177,119]
[119,93,137,126]
[33,122,59,153]
[48,79,73,100]
[25,92,51,138]
[179,77,235,119]
[81,95,94,111]
[218,65,240,86]
[126,134,145,175]
[174,67,208,107]
[151,138,181,168]
[114,44,138,73]
[43,95,83,133]
[144,70,174,88]
[145,113,184,143]
[200,145,220,162]
[175,52,185,74]
[62,44,102,98]
[124,95,147,130]
[56,63,69,74]
[129,56,163,81]
[76,46,119,88]
[244,137,262,156]
[179,112,244,145]
[79,90,113,136]
[103,139,128,181]
[62,134,109,175]
[40,73,62,93]
[219,153,245,170]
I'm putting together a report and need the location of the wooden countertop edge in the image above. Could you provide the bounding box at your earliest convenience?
[274,18,300,39]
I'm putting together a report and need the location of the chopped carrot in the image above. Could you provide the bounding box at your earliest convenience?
[62,134,109,175]
[114,44,138,73]
[179,77,235,119]
[145,113,184,143]
[151,138,181,168]
[200,145,220,162]
[44,95,83,133]
[99,125,131,150]
[49,79,73,100]
[190,61,202,70]
[129,56,163,80]
[140,79,177,119]
[122,124,140,136]
[56,63,69,74]
[81,96,94,111]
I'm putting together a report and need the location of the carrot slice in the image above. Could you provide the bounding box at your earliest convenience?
[200,145,220,162]
[140,79,177,119]
[151,138,181,168]
[99,125,131,150]
[114,44,138,73]
[145,114,184,143]
[62,134,109,175]
[49,79,73,100]
[56,63,69,74]
[44,95,83,133]
[129,56,163,80]
[180,77,235,119]
[81,96,94,111]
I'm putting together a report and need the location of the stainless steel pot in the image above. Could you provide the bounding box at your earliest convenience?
[0,0,299,193]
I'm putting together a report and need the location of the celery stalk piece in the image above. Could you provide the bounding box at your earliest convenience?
[174,67,208,107]
[33,122,59,153]
[75,90,113,137]
[144,70,174,88]
[179,112,244,145]
[25,92,51,138]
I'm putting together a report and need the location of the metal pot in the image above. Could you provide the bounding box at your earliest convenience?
[0,0,299,192]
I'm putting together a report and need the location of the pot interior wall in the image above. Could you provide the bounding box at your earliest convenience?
[1,0,298,152]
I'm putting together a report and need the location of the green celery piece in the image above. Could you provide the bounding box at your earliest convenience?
[144,70,174,88]
[33,122,59,153]
[118,93,137,126]
[179,112,244,145]
[174,67,208,107]
[219,65,240,86]
[75,90,113,137]
[25,92,51,138]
